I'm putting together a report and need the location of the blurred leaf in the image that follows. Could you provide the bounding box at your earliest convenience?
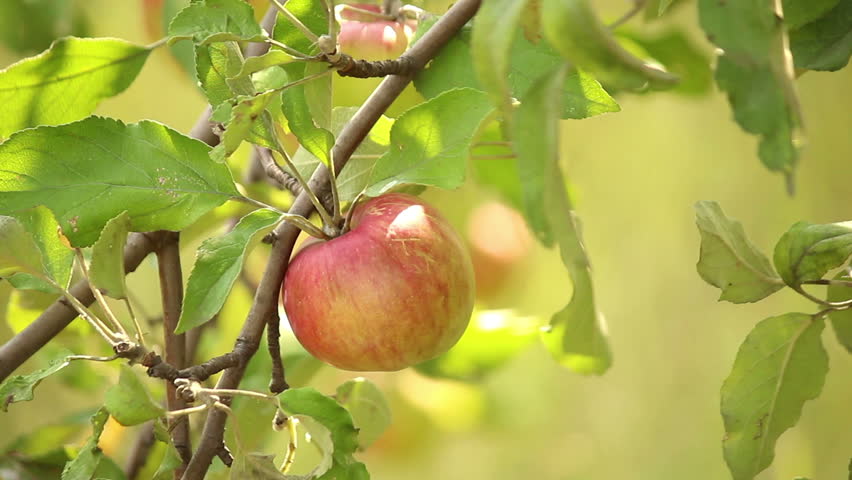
[788,1,852,72]
[695,201,784,303]
[104,365,165,426]
[698,0,803,185]
[5,287,57,333]
[3,421,84,457]
[416,310,539,381]
[196,42,254,111]
[515,67,611,375]
[0,349,71,411]
[622,29,713,96]
[826,272,852,354]
[415,26,619,119]
[272,0,328,55]
[61,407,109,480]
[0,37,149,140]
[177,208,281,333]
[782,0,840,29]
[721,313,827,480]
[230,453,289,479]
[0,0,89,54]
[0,216,50,280]
[472,0,529,119]
[469,130,523,211]
[278,388,368,479]
[152,442,182,480]
[212,91,278,162]
[10,206,74,290]
[92,456,127,480]
[541,0,677,91]
[89,212,131,299]
[365,88,493,196]
[519,0,542,43]
[5,273,59,295]
[335,378,391,450]
[773,221,852,287]
[282,73,335,166]
[0,117,240,247]
[168,0,265,45]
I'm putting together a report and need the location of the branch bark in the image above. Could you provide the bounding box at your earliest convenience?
[181,1,483,477]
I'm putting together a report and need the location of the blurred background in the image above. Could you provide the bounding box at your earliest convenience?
[1,0,850,479]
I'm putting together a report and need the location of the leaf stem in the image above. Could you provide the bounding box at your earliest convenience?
[74,249,130,339]
[794,285,852,308]
[280,416,299,473]
[266,39,313,59]
[237,196,330,239]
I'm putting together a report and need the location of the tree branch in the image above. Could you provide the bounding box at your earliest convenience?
[181,1,483,477]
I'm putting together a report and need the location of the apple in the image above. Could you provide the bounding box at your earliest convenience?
[333,3,423,117]
[282,193,475,371]
[466,201,533,298]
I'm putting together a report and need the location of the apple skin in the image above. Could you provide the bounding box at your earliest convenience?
[282,193,475,371]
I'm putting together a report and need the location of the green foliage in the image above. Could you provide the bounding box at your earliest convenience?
[335,378,391,450]
[196,41,253,111]
[272,0,329,55]
[0,349,71,411]
[365,88,493,195]
[0,37,149,139]
[61,407,110,480]
[788,0,852,71]
[0,117,240,247]
[773,221,852,287]
[168,0,265,45]
[282,77,335,166]
[698,0,803,187]
[104,365,165,426]
[621,29,713,96]
[0,0,89,54]
[178,208,282,333]
[720,313,828,480]
[695,201,784,303]
[89,212,131,299]
[826,272,852,353]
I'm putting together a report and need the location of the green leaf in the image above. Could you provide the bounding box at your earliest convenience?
[782,0,840,30]
[10,206,74,289]
[335,378,391,450]
[621,29,713,96]
[282,72,335,166]
[695,201,784,303]
[773,221,852,287]
[304,62,333,132]
[61,407,110,480]
[177,208,281,333]
[721,313,828,480]
[0,349,72,411]
[168,0,265,45]
[212,91,278,162]
[231,50,296,81]
[365,88,493,196]
[0,37,150,140]
[415,309,539,381]
[515,67,611,375]
[104,365,165,426]
[0,116,239,247]
[826,272,852,354]
[0,0,89,55]
[272,0,328,55]
[6,272,60,294]
[541,0,677,91]
[415,26,619,120]
[230,453,290,479]
[698,0,803,185]
[278,388,368,479]
[788,0,852,72]
[0,216,53,280]
[469,124,523,210]
[196,41,254,110]
[152,442,183,480]
[89,212,131,299]
[471,0,529,119]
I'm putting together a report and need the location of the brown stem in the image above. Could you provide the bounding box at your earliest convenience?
[181,1,483,477]
[156,232,191,477]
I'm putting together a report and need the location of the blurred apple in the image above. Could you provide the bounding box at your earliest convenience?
[466,201,533,298]
[333,3,423,117]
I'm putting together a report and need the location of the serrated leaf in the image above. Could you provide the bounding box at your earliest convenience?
[365,89,493,196]
[335,378,391,450]
[0,37,149,139]
[699,0,803,185]
[515,67,611,375]
[721,313,827,480]
[414,26,619,119]
[9,206,74,289]
[826,272,852,354]
[773,221,852,287]
[0,216,52,280]
[0,349,72,411]
[177,208,281,333]
[212,91,278,162]
[89,211,131,299]
[104,365,165,426]
[272,0,328,55]
[278,388,368,479]
[788,0,852,72]
[541,0,678,91]
[0,116,240,247]
[695,201,784,303]
[61,407,110,480]
[472,0,529,119]
[168,0,265,45]
[196,41,254,110]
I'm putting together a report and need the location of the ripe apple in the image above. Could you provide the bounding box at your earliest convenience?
[282,193,475,371]
[333,3,423,117]
[467,201,533,298]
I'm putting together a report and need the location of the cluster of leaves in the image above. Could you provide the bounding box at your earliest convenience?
[695,201,852,480]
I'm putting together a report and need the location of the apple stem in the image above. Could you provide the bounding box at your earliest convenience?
[327,148,344,227]
[341,191,367,234]
[270,0,321,45]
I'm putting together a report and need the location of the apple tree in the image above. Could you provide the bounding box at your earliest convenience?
[0,0,850,479]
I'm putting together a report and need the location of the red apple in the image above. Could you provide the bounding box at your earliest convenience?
[467,201,533,298]
[282,193,475,371]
